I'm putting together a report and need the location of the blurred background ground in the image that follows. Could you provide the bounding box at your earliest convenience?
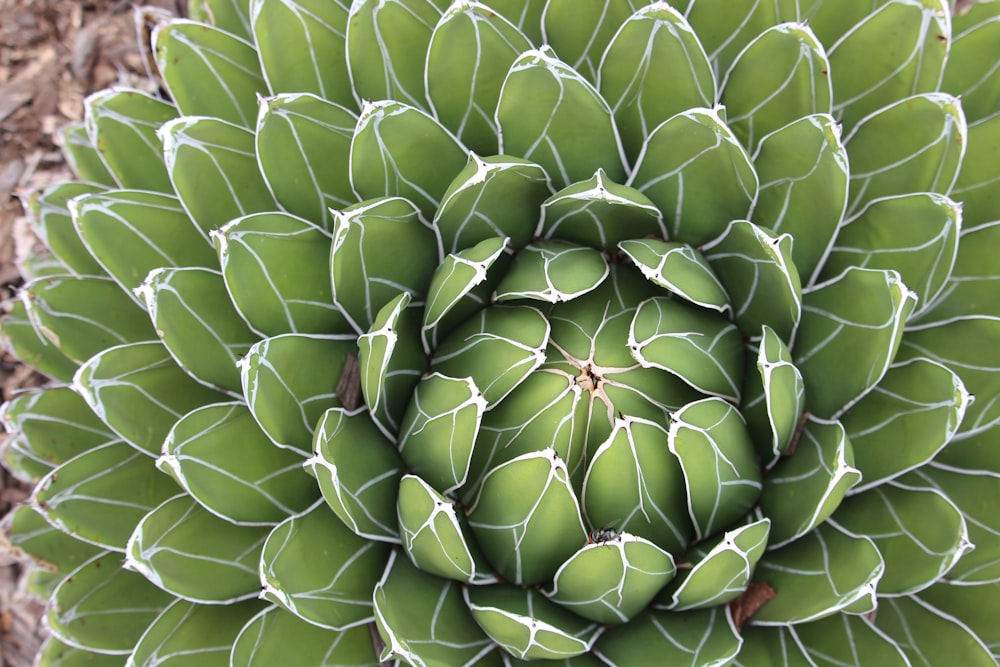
[0,1,178,663]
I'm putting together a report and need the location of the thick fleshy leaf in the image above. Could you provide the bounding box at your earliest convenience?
[159,402,317,525]
[874,595,996,666]
[497,47,627,188]
[899,316,1000,437]
[330,197,439,332]
[59,121,115,186]
[539,172,667,250]
[73,341,227,455]
[49,553,175,655]
[751,522,884,624]
[658,519,770,611]
[434,154,552,254]
[83,88,177,192]
[138,267,259,393]
[306,406,404,541]
[944,12,1000,126]
[842,358,970,488]
[629,297,743,401]
[4,500,103,590]
[20,275,156,363]
[750,114,849,283]
[396,474,495,584]
[628,107,757,246]
[126,495,269,603]
[231,606,380,666]
[951,114,1000,229]
[188,0,252,40]
[36,637,122,666]
[667,398,762,541]
[127,598,267,667]
[255,92,358,229]
[0,296,80,383]
[921,220,1000,321]
[598,3,715,162]
[153,19,266,127]
[161,116,277,238]
[373,550,500,666]
[350,100,467,219]
[831,483,971,596]
[495,241,608,303]
[251,0,353,104]
[259,504,392,630]
[794,268,917,419]
[546,533,676,624]
[618,239,729,314]
[844,92,966,217]
[759,418,860,546]
[722,22,831,151]
[919,581,1000,659]
[581,416,692,555]
[736,615,909,667]
[431,305,548,407]
[828,0,950,129]
[465,585,602,660]
[239,334,357,451]
[467,449,586,585]
[595,606,741,667]
[541,0,641,84]
[702,220,802,341]
[32,442,179,551]
[26,181,107,276]
[822,193,962,317]
[397,373,486,494]
[426,2,532,154]
[345,0,441,110]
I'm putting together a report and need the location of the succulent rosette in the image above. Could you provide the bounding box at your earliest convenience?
[2,0,1000,664]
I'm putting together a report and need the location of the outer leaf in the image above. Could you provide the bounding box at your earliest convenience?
[125,495,269,603]
[5,501,105,590]
[541,0,641,84]
[951,114,1000,229]
[919,581,1000,660]
[684,0,780,78]
[736,615,909,667]
[59,121,115,186]
[259,504,392,630]
[231,607,380,666]
[188,0,252,39]
[495,241,609,303]
[26,181,106,276]
[921,221,1000,321]
[595,606,742,667]
[619,239,729,313]
[0,296,79,383]
[943,12,1000,126]
[36,637,122,666]
[875,595,996,666]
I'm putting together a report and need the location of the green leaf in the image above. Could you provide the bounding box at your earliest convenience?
[540,172,668,250]
[874,595,997,667]
[658,518,770,611]
[251,0,353,104]
[759,417,860,545]
[83,88,177,192]
[541,0,641,84]
[736,615,909,667]
[828,0,950,130]
[831,483,971,595]
[74,341,227,456]
[154,19,266,127]
[598,3,716,162]
[239,334,357,452]
[0,296,79,382]
[841,358,970,488]
[162,116,277,238]
[126,495,270,603]
[72,190,217,293]
[751,522,883,624]
[306,407,404,541]
[426,2,531,154]
[497,47,627,188]
[3,503,104,592]
[684,0,780,79]
[921,221,1000,321]
[255,92,358,229]
[49,553,175,654]
[667,398,762,540]
[37,637,122,667]
[495,241,609,303]
[750,114,849,283]
[138,267,259,393]
[844,92,966,217]
[465,585,602,660]
[373,550,500,665]
[260,503,392,630]
[26,181,106,276]
[467,449,586,585]
[546,533,676,624]
[619,239,729,314]
[59,121,115,186]
[794,268,917,419]
[722,22,832,151]
[919,581,1000,660]
[232,607,380,666]
[595,606,742,667]
[943,13,1000,126]
[582,416,692,554]
[702,220,802,341]
[216,212,351,336]
[188,0,252,40]
[159,402,318,525]
[128,598,267,667]
[628,107,757,246]
[346,0,441,110]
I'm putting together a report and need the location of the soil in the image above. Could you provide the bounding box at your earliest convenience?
[0,1,180,663]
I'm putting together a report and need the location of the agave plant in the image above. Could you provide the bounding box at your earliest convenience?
[2,0,999,664]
